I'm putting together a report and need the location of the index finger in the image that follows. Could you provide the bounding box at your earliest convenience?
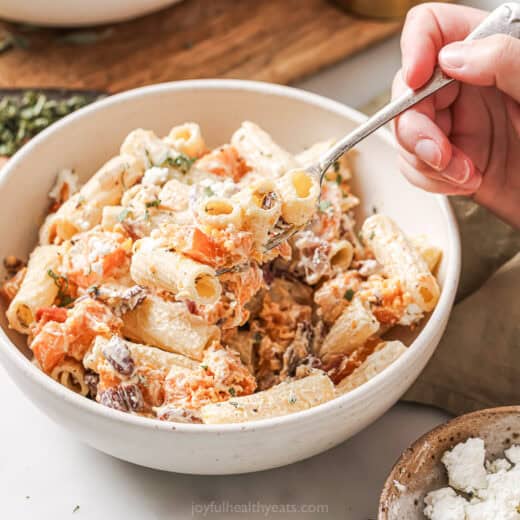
[401,3,486,89]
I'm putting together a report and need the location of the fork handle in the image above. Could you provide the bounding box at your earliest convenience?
[318,2,520,175]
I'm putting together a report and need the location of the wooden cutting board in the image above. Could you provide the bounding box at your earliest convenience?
[0,0,400,93]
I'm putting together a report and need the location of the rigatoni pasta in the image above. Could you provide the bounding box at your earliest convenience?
[2,120,441,424]
[6,245,61,333]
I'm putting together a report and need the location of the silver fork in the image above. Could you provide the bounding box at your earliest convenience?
[217,2,520,276]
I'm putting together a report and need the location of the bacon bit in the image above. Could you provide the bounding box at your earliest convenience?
[195,144,250,182]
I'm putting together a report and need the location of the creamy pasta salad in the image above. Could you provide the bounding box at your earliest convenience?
[2,121,441,424]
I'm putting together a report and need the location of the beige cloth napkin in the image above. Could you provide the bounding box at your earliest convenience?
[404,199,520,415]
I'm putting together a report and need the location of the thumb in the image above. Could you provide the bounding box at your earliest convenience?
[438,34,520,102]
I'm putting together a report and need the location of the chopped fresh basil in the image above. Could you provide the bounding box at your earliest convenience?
[344,289,355,302]
[145,199,161,208]
[162,153,196,174]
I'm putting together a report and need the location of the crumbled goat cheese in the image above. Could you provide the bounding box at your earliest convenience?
[358,259,380,277]
[424,440,520,520]
[505,445,520,465]
[199,178,238,198]
[486,458,512,473]
[441,438,488,493]
[398,302,424,326]
[142,166,169,186]
[424,488,467,520]
[88,238,114,262]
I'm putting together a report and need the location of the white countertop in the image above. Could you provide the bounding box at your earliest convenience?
[0,1,499,517]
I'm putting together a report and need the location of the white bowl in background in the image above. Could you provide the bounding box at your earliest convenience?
[0,0,182,27]
[0,80,460,474]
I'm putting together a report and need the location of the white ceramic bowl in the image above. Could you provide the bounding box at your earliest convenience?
[0,0,182,27]
[0,80,460,474]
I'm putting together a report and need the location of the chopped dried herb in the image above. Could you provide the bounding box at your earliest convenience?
[72,505,80,513]
[228,387,236,397]
[0,91,95,156]
[162,153,196,174]
[145,199,161,209]
[333,160,340,173]
[228,401,239,408]
[200,364,208,370]
[47,269,74,307]
[344,289,355,302]
[288,394,297,405]
[203,186,215,197]
[335,173,342,185]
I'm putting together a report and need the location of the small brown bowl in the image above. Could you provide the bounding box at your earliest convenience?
[378,406,520,519]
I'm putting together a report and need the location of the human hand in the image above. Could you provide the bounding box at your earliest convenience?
[392,3,520,227]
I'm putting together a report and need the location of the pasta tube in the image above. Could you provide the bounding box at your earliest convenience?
[329,240,354,270]
[6,245,61,333]
[276,168,320,226]
[201,372,335,424]
[195,197,243,230]
[50,359,89,396]
[41,155,143,243]
[361,215,440,312]
[335,340,407,394]
[233,179,281,245]
[410,234,443,273]
[122,294,220,360]
[164,122,205,158]
[130,247,221,305]
[320,297,379,360]
[120,128,171,169]
[231,121,298,178]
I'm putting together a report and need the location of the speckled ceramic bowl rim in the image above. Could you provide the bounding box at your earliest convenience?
[378,405,520,517]
[0,79,461,434]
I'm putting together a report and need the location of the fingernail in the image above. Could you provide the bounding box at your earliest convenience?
[442,158,472,184]
[439,43,466,69]
[415,139,442,169]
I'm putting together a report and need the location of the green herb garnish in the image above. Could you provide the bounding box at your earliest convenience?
[145,199,161,208]
[333,160,340,173]
[200,364,208,370]
[335,173,342,185]
[0,91,95,157]
[344,289,355,302]
[228,387,236,397]
[318,200,331,212]
[162,153,196,174]
[203,186,215,197]
[47,269,74,307]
